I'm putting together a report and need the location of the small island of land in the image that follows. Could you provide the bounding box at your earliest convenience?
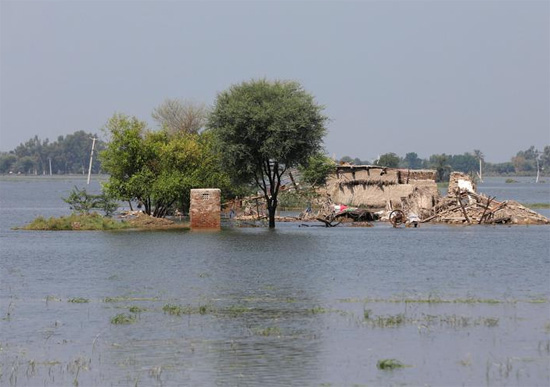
[18,212,188,231]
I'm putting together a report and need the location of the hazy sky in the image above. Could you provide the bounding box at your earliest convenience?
[1,1,548,162]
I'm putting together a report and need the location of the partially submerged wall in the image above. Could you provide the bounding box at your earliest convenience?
[326,165,439,212]
[190,189,221,229]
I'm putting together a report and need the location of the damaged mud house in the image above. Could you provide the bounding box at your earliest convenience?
[229,163,549,226]
[321,164,549,225]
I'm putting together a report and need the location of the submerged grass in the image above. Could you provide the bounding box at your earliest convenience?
[128,306,145,313]
[110,313,136,324]
[19,213,131,231]
[339,297,506,304]
[377,359,408,370]
[370,314,406,327]
[103,296,158,303]
[67,298,89,304]
[254,326,282,337]
[162,303,214,316]
[162,304,187,316]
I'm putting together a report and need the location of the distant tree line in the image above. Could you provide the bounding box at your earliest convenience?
[0,131,104,175]
[339,145,550,181]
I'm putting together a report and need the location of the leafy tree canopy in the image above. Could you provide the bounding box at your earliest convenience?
[375,153,401,168]
[100,113,233,217]
[208,79,328,227]
[299,153,336,187]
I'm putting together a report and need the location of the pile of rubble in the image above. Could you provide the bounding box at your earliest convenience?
[420,173,549,225]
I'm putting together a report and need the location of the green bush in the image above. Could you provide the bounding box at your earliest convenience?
[63,186,119,216]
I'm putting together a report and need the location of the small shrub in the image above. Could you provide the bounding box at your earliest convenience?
[63,186,119,216]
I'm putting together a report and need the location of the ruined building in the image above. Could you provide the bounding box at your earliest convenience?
[324,165,440,218]
[190,189,221,229]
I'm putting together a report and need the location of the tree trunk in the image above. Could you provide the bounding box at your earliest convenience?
[268,205,276,228]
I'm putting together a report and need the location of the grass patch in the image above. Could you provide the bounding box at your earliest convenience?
[19,213,131,231]
[505,179,519,183]
[129,306,145,313]
[110,313,136,324]
[377,359,407,370]
[67,297,89,303]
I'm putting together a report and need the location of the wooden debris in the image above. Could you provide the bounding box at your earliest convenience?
[419,174,549,225]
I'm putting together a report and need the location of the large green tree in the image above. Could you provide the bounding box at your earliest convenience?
[208,79,328,228]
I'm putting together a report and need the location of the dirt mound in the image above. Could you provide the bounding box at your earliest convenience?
[126,212,176,228]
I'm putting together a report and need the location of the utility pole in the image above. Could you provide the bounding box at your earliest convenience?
[535,152,541,184]
[48,157,52,176]
[477,159,483,183]
[87,137,97,185]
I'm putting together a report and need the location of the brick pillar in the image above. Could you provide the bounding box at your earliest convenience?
[190,189,221,230]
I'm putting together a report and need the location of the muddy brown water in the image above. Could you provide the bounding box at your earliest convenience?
[1,176,549,386]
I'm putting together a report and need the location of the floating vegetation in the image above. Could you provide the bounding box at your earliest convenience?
[527,299,549,304]
[67,298,89,304]
[309,306,329,314]
[162,303,214,316]
[339,297,507,304]
[128,306,145,313]
[371,314,406,327]
[505,179,519,184]
[198,304,212,315]
[435,315,499,328]
[110,313,136,325]
[162,304,186,316]
[45,295,62,302]
[254,326,282,337]
[225,305,251,316]
[103,296,158,303]
[377,359,408,370]
[363,309,372,320]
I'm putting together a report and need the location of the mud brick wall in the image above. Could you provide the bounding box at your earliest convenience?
[190,189,221,229]
[326,166,439,210]
[396,169,437,183]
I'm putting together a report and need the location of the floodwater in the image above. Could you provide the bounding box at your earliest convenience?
[1,176,549,386]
